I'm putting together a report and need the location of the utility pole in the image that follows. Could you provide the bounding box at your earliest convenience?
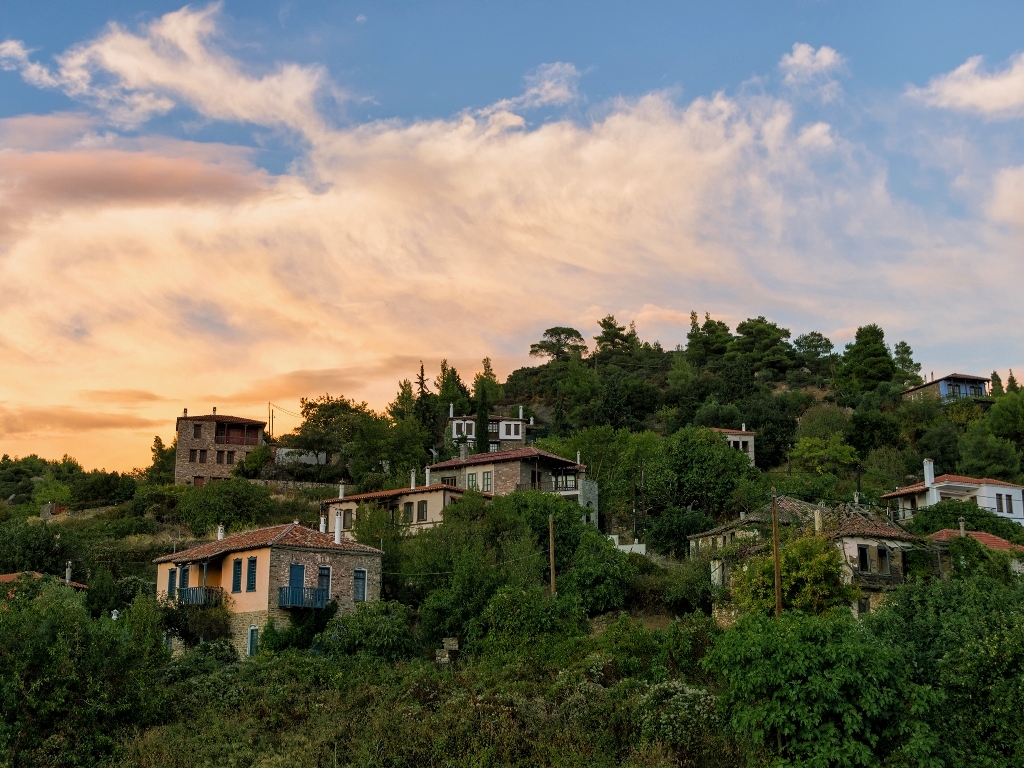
[772,488,782,618]
[548,514,556,596]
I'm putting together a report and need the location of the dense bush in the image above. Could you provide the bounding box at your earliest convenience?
[318,600,416,660]
[904,498,1024,544]
[175,478,274,536]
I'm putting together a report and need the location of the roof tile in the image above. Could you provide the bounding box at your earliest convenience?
[154,522,382,564]
[428,447,582,471]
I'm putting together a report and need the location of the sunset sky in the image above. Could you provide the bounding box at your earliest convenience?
[4,2,1024,471]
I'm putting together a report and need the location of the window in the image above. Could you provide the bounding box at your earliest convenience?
[353,569,367,602]
[198,449,207,463]
[180,565,190,590]
[247,626,258,656]
[231,558,242,592]
[442,476,456,486]
[489,421,498,433]
[403,502,414,523]
[246,557,257,591]
[482,472,492,493]
[857,597,871,615]
[467,473,477,489]
[1008,495,1015,515]
[216,450,225,465]
[948,383,962,397]
[878,548,890,575]
[343,509,353,529]
[970,384,983,396]
[189,449,197,462]
[513,423,520,437]
[167,568,177,599]
[318,565,331,598]
[454,422,464,436]
[741,441,749,451]
[193,477,205,487]
[489,443,498,452]
[227,451,235,465]
[857,545,870,572]
[997,494,1005,514]
[193,423,202,438]
[504,423,512,437]
[417,500,428,521]
[466,422,475,437]
[910,496,918,510]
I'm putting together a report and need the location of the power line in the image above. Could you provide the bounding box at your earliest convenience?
[269,402,303,419]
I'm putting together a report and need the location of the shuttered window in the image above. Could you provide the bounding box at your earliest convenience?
[180,565,190,589]
[246,557,257,592]
[167,568,177,599]
[417,500,428,521]
[232,558,242,593]
[353,569,367,602]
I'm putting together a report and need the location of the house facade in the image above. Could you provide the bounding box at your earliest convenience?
[881,459,1024,525]
[446,405,533,452]
[710,425,756,466]
[428,446,600,527]
[927,528,1024,576]
[173,408,266,486]
[154,522,382,656]
[901,373,991,403]
[324,482,485,540]
[831,507,919,615]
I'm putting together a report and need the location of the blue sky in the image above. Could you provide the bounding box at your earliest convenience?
[3,2,1024,468]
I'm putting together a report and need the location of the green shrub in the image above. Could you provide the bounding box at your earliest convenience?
[317,601,415,660]
[561,528,636,614]
[175,479,274,536]
[905,498,1024,545]
[261,603,338,652]
[645,505,714,558]
[468,585,589,655]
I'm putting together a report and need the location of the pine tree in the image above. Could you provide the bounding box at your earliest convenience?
[1008,370,1020,394]
[992,371,1005,397]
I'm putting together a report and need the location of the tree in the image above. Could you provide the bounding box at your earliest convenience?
[723,316,796,378]
[796,403,850,441]
[31,471,71,506]
[665,427,755,516]
[232,444,273,479]
[836,324,896,396]
[730,535,859,615]
[686,311,732,370]
[791,435,858,476]
[991,370,1005,397]
[436,360,472,417]
[956,424,1021,482]
[646,505,714,558]
[904,498,1024,544]
[918,421,961,475]
[593,315,631,354]
[175,479,275,536]
[892,340,923,386]
[794,331,835,375]
[1008,370,1020,394]
[849,409,900,457]
[987,390,1024,451]
[145,436,176,485]
[529,327,588,362]
[387,379,416,422]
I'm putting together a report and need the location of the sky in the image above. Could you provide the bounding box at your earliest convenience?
[3,2,1024,471]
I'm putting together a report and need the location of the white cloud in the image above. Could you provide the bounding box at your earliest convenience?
[779,43,844,84]
[482,62,581,115]
[911,52,1024,118]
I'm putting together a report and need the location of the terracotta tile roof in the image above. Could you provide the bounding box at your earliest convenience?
[927,529,1024,551]
[0,571,88,590]
[881,474,1024,498]
[709,427,755,435]
[153,522,382,564]
[833,515,919,542]
[428,447,583,471]
[175,414,266,426]
[322,483,491,504]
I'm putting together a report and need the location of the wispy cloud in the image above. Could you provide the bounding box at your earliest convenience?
[910,52,1024,118]
[779,43,844,84]
[482,62,582,115]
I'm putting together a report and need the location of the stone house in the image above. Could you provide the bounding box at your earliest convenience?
[881,459,1024,525]
[153,522,382,656]
[927,528,1024,576]
[173,408,266,486]
[324,479,488,541]
[428,446,599,527]
[446,404,534,452]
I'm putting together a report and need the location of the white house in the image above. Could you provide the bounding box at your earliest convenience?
[881,459,1024,525]
[710,425,755,466]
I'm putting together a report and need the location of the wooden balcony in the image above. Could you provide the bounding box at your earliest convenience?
[278,586,328,609]
[176,586,224,606]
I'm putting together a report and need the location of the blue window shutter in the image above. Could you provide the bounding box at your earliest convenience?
[246,557,257,592]
[353,569,366,602]
[181,565,190,590]
[232,558,242,593]
[168,568,177,599]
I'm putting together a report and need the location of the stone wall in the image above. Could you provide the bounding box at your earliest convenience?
[228,609,272,657]
[174,419,255,486]
[246,479,337,493]
[268,546,382,615]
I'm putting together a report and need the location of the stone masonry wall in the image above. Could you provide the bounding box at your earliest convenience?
[268,546,382,618]
[174,419,256,486]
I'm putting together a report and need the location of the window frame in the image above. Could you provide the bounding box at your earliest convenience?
[198,449,207,464]
[403,501,414,523]
[246,556,257,592]
[1008,495,1015,515]
[857,544,870,572]
[231,558,242,593]
[467,473,477,489]
[353,569,367,602]
[247,626,258,656]
[343,509,353,530]
[217,450,225,465]
[193,423,202,439]
[188,449,197,463]
[167,567,177,599]
[318,565,332,598]
[877,547,890,575]
[417,499,428,522]
[180,565,190,590]
[997,494,1005,514]
[227,451,235,465]
[482,471,492,493]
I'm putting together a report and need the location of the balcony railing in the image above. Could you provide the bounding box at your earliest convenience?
[215,435,260,445]
[176,586,224,606]
[516,479,578,492]
[278,586,328,609]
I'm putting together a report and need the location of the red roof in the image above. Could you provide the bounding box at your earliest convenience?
[0,571,88,590]
[154,522,382,564]
[881,474,1024,499]
[428,446,583,471]
[175,414,266,426]
[927,529,1024,551]
[323,483,491,504]
[710,427,755,436]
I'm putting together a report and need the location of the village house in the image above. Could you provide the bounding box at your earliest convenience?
[428,446,599,526]
[881,459,1024,525]
[324,475,488,540]
[154,522,382,656]
[710,425,756,466]
[173,408,266,486]
[927,526,1024,576]
[446,404,534,452]
[901,373,991,403]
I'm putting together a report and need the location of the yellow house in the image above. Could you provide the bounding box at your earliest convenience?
[325,482,486,540]
[154,521,382,656]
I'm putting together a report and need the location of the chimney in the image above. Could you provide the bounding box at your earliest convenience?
[739,508,746,520]
[65,560,72,584]
[334,510,342,544]
[576,451,581,464]
[519,406,524,419]
[425,467,431,486]
[217,524,225,540]
[814,507,822,534]
[529,416,534,425]
[410,469,416,490]
[449,402,454,418]
[854,491,860,504]
[923,458,935,487]
[319,515,326,533]
[183,408,187,417]
[459,444,468,461]
[212,406,217,415]
[959,516,966,537]
[338,483,345,499]
[741,422,746,432]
